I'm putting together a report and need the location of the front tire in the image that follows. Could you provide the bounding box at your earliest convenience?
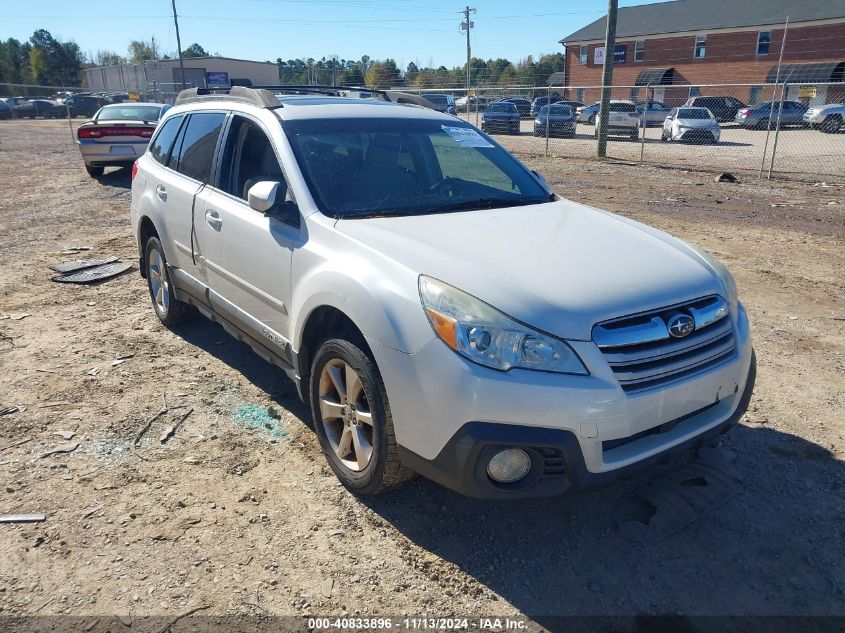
[144,236,195,326]
[310,336,413,495]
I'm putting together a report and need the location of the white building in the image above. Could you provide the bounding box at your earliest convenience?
[84,56,279,102]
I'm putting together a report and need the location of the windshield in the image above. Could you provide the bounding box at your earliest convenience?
[541,105,573,115]
[284,117,550,219]
[96,105,163,121]
[677,108,712,119]
[487,103,516,113]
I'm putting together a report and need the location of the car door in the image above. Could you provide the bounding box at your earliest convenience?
[145,111,227,283]
[196,113,300,359]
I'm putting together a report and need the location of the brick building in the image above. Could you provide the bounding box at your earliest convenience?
[559,0,845,106]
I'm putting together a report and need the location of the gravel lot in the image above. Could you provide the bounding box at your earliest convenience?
[0,119,843,631]
[454,113,845,181]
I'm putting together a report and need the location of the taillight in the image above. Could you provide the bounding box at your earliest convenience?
[78,126,154,139]
[131,160,139,181]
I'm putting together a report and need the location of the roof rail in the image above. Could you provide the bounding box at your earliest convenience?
[252,85,390,99]
[174,86,281,108]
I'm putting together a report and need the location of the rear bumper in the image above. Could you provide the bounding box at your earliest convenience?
[399,351,756,499]
[78,141,147,165]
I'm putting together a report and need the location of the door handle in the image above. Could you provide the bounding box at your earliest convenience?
[155,184,167,202]
[205,209,222,228]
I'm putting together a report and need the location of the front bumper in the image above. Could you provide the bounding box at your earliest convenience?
[677,128,720,142]
[534,122,575,136]
[372,305,754,499]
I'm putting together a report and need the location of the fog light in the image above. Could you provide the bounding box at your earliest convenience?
[487,448,531,483]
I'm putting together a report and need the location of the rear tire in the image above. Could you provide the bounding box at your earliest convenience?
[144,236,195,327]
[310,336,414,495]
[85,164,104,178]
[821,115,842,134]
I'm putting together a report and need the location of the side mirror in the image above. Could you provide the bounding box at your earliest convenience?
[247,181,280,213]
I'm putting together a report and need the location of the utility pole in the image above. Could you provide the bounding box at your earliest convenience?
[461,6,476,97]
[172,0,186,90]
[597,0,618,158]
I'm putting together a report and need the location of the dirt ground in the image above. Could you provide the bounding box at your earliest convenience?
[0,120,843,631]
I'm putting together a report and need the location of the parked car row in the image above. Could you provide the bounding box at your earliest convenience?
[0,91,136,119]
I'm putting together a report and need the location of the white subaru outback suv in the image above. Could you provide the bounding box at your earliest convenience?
[130,86,755,499]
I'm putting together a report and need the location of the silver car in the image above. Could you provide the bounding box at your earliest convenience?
[803,103,844,133]
[77,102,170,177]
[130,86,754,499]
[662,107,721,143]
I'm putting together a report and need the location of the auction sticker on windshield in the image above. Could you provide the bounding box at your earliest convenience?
[441,126,494,148]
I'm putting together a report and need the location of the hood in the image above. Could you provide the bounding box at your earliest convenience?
[336,200,723,340]
[676,117,717,128]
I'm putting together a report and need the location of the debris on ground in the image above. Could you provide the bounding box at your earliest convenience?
[49,256,119,274]
[0,436,32,452]
[233,403,289,440]
[53,431,76,440]
[51,261,132,284]
[0,513,46,523]
[0,405,24,416]
[61,246,92,254]
[0,313,30,321]
[714,172,738,183]
[39,441,80,458]
[159,408,193,444]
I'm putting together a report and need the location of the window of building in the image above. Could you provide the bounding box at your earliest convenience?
[576,88,585,103]
[688,86,701,98]
[757,31,771,55]
[634,40,645,62]
[579,45,588,65]
[748,86,762,105]
[694,35,706,58]
[630,87,639,101]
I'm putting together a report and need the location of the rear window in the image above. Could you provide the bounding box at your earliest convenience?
[170,112,226,182]
[148,115,183,164]
[609,102,637,113]
[97,105,163,122]
[425,95,448,105]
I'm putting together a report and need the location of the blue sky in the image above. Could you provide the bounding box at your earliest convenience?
[4,0,664,68]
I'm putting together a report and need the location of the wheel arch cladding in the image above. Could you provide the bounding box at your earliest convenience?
[138,216,158,278]
[297,305,372,388]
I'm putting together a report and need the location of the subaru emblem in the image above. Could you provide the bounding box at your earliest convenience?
[667,313,695,338]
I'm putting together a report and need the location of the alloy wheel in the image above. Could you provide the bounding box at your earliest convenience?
[147,247,170,315]
[318,358,374,471]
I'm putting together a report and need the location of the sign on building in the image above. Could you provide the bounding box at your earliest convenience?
[799,86,817,99]
[593,45,627,65]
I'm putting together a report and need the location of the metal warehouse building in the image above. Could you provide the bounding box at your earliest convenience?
[560,0,845,107]
[84,56,279,102]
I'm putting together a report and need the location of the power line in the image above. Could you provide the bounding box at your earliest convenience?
[460,6,476,95]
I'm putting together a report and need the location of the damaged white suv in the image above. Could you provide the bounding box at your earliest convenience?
[130,86,755,499]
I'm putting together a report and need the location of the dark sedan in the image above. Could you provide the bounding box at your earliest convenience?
[501,98,531,119]
[481,101,520,135]
[12,99,59,119]
[533,104,576,138]
[64,94,109,118]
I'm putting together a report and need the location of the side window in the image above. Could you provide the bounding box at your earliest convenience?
[148,115,183,164]
[219,115,287,203]
[172,112,226,183]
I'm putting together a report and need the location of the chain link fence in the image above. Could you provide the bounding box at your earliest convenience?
[409,82,845,181]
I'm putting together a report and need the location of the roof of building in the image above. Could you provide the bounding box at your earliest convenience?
[561,0,845,43]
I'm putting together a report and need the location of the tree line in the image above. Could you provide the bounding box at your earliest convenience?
[1,29,565,91]
[278,54,566,89]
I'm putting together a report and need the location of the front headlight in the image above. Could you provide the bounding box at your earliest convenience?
[418,275,588,374]
[690,247,738,313]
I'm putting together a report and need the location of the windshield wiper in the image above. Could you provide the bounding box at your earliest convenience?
[426,196,547,215]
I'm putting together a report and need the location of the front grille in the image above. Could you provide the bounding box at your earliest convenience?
[593,296,736,394]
